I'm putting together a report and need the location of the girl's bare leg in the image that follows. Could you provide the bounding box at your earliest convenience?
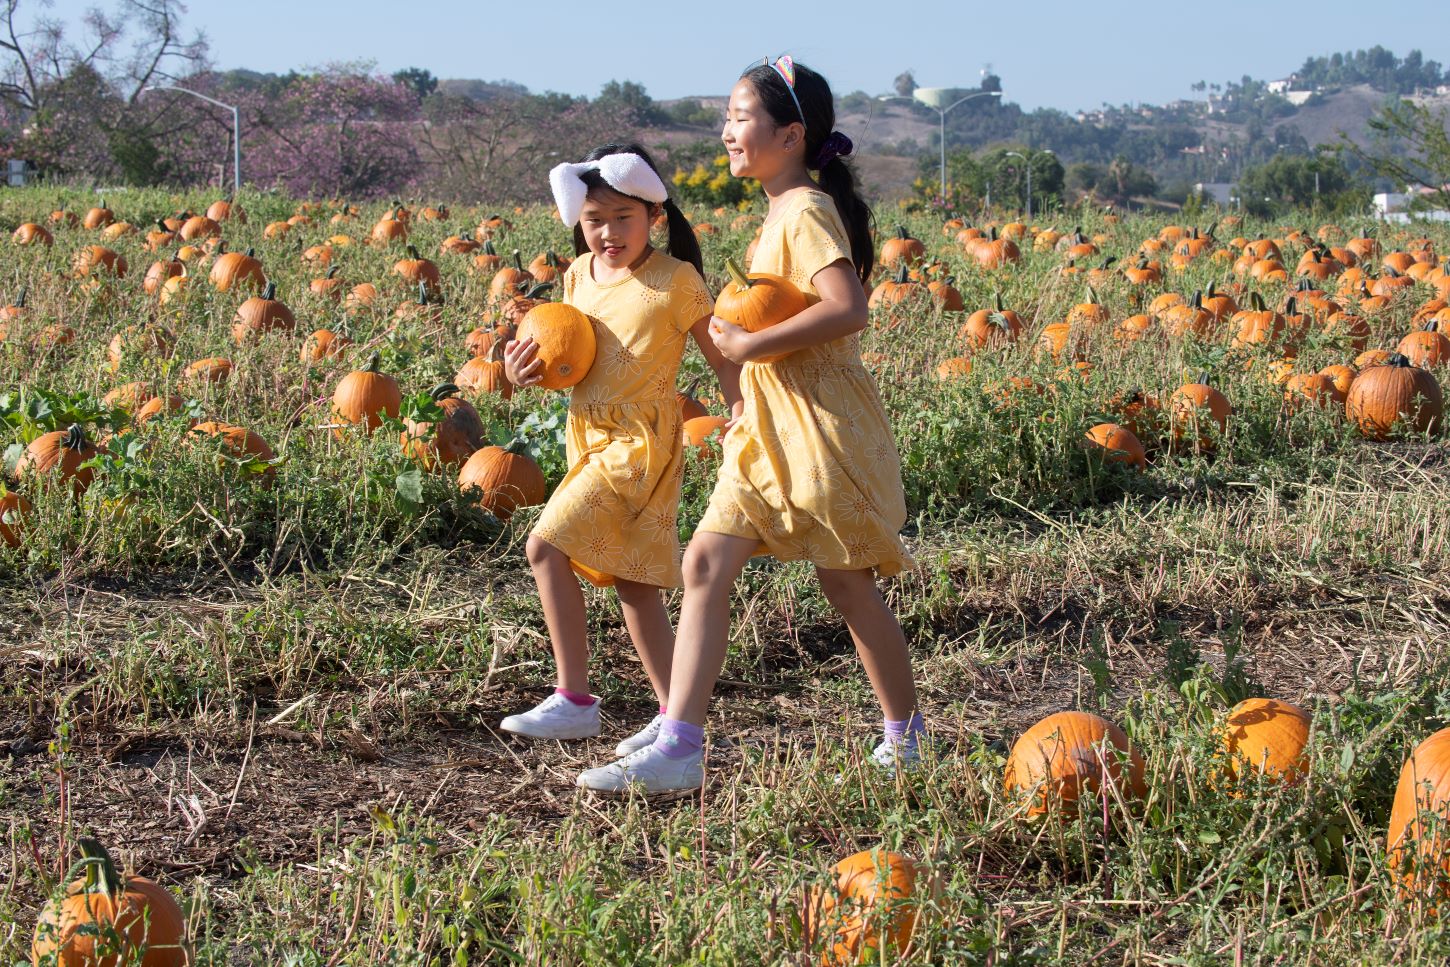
[526,535,590,694]
[614,578,675,706]
[664,532,760,724]
[815,566,918,720]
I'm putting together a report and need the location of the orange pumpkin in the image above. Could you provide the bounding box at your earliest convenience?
[1168,377,1232,452]
[15,424,101,496]
[1084,423,1146,470]
[1220,698,1311,785]
[714,259,807,363]
[1388,727,1450,905]
[1004,711,1147,818]
[515,303,596,390]
[0,490,30,547]
[331,352,403,434]
[801,850,933,966]
[401,384,488,470]
[1345,353,1443,440]
[31,838,188,967]
[457,440,547,520]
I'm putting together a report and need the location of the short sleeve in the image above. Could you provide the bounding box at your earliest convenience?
[670,262,713,334]
[787,199,853,284]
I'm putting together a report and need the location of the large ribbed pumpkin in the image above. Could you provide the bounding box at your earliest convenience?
[209,246,265,292]
[401,384,488,469]
[713,258,806,363]
[1220,698,1311,785]
[31,838,188,967]
[1004,711,1147,818]
[331,353,402,434]
[1345,354,1443,440]
[15,424,101,495]
[514,303,596,390]
[457,440,546,520]
[1388,727,1450,904]
[800,850,934,966]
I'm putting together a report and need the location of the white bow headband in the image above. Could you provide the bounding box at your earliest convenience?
[549,153,669,227]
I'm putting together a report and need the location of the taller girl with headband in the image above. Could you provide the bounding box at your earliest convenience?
[578,60,926,794]
[498,143,743,759]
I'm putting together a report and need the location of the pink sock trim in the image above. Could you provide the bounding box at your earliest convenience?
[555,686,595,707]
[659,705,667,716]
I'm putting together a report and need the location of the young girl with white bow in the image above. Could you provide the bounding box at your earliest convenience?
[577,60,925,795]
[498,143,743,758]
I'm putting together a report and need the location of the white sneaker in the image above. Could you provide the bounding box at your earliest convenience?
[614,714,666,757]
[870,736,925,774]
[499,693,600,740]
[576,743,703,795]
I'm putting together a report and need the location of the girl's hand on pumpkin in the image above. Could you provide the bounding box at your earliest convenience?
[708,316,757,365]
[503,338,543,386]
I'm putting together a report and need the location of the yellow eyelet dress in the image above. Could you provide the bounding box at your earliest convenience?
[696,190,914,577]
[530,251,713,588]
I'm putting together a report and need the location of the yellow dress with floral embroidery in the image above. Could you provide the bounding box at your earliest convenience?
[531,251,713,588]
[697,189,914,577]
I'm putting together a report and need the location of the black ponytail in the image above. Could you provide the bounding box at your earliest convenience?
[741,60,875,284]
[565,141,702,277]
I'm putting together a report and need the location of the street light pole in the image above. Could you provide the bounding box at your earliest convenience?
[142,84,241,196]
[880,89,1002,201]
[1005,149,1054,220]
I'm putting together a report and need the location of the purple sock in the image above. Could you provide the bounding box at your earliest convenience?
[884,711,926,750]
[555,686,595,707]
[651,717,703,759]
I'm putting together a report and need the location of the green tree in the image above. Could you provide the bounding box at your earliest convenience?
[1344,98,1450,210]
[596,79,662,125]
[391,67,438,100]
[1236,152,1368,216]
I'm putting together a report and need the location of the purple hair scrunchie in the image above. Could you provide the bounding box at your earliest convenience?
[812,131,853,169]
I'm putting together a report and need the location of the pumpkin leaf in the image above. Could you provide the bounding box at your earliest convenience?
[395,467,424,506]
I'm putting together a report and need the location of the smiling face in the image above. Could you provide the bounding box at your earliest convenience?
[721,78,804,181]
[578,186,655,271]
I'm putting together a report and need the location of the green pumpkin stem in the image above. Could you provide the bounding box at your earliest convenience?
[325,265,340,279]
[430,382,460,401]
[77,838,122,897]
[406,245,421,261]
[14,286,25,309]
[893,263,910,285]
[725,258,753,290]
[482,240,497,256]
[895,225,911,240]
[511,250,523,272]
[62,423,86,451]
[364,352,382,374]
[261,281,276,301]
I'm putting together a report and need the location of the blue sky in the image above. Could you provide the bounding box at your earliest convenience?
[24,0,1450,112]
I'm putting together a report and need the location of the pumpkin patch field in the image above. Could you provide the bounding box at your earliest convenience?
[3,187,1450,963]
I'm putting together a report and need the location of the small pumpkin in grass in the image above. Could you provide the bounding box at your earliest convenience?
[1345,353,1444,440]
[934,355,973,381]
[1320,363,1358,397]
[345,282,379,312]
[1284,372,1342,411]
[332,352,402,434]
[189,421,277,483]
[1230,292,1285,348]
[1168,375,1232,452]
[72,245,127,278]
[880,226,925,267]
[714,258,807,362]
[393,244,442,296]
[926,275,964,311]
[0,287,28,323]
[1397,321,1450,369]
[457,439,547,520]
[102,381,155,412]
[15,424,101,495]
[31,837,189,967]
[206,198,243,223]
[1114,313,1154,343]
[800,850,934,966]
[683,414,728,447]
[184,357,233,386]
[440,234,480,255]
[1105,389,1163,443]
[370,207,410,244]
[1004,710,1147,819]
[498,281,555,329]
[1066,286,1109,327]
[465,321,515,359]
[867,264,921,324]
[471,239,504,275]
[310,265,346,302]
[401,383,489,470]
[1124,257,1161,285]
[12,222,53,247]
[454,341,513,400]
[178,213,221,240]
[143,252,186,296]
[1387,726,1450,905]
[209,246,265,292]
[394,279,445,323]
[1,490,30,547]
[529,250,570,283]
[1083,423,1146,470]
[1219,697,1311,786]
[82,199,115,230]
[300,327,353,364]
[232,282,296,343]
[959,293,1023,349]
[488,250,531,302]
[133,394,189,426]
[515,302,596,389]
[972,227,1021,268]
